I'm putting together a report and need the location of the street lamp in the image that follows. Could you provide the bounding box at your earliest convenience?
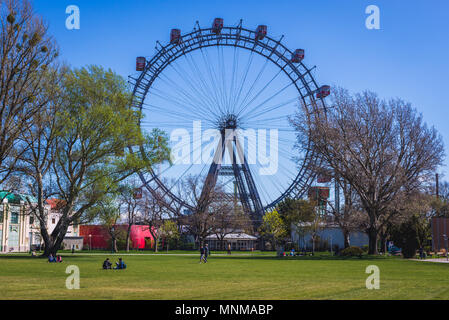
[88,234,92,251]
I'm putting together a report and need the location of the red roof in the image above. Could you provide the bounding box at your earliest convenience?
[46,198,66,210]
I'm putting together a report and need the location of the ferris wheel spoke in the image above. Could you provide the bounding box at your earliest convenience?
[161,64,218,116]
[148,88,217,124]
[238,81,295,122]
[217,46,230,114]
[228,46,240,114]
[141,103,215,125]
[150,81,213,119]
[230,50,255,114]
[203,47,227,115]
[170,59,219,114]
[237,69,285,119]
[153,136,212,183]
[183,52,222,111]
[158,61,219,116]
[242,97,298,122]
[180,54,217,105]
[199,47,227,116]
[234,59,270,116]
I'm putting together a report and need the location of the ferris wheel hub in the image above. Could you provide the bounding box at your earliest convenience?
[218,113,239,131]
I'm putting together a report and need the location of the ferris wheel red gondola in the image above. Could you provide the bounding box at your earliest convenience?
[291,49,305,63]
[170,28,182,44]
[255,25,267,40]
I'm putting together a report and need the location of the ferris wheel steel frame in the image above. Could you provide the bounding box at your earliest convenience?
[129,20,327,219]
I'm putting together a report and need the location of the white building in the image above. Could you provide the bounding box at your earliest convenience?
[205,232,258,251]
[0,192,80,253]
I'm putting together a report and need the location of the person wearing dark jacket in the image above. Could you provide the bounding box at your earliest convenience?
[103,258,112,269]
[199,246,205,263]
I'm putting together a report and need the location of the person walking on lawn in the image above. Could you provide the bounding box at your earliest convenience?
[199,245,205,263]
[204,243,209,263]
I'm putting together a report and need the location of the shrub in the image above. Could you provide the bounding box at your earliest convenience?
[340,246,363,257]
[361,245,369,253]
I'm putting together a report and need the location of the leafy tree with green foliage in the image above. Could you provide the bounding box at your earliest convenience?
[277,198,315,235]
[22,65,170,256]
[94,196,122,253]
[259,209,288,252]
[160,220,180,252]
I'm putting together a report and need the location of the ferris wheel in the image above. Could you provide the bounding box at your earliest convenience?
[129,18,330,222]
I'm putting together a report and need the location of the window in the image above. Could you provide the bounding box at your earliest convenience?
[0,211,3,223]
[52,218,56,224]
[10,212,19,224]
[30,215,34,225]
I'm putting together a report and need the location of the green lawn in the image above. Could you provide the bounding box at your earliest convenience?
[1,252,448,300]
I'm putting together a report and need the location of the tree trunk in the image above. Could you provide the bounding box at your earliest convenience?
[125,236,130,252]
[154,236,159,252]
[312,236,315,255]
[343,230,350,248]
[368,227,378,255]
[42,224,69,257]
[111,236,118,253]
[379,233,387,253]
[125,226,130,252]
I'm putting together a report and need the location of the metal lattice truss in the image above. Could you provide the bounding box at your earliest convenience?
[129,20,326,219]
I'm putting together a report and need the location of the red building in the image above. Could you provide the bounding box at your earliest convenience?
[80,225,154,250]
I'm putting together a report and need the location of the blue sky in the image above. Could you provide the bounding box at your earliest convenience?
[34,0,449,179]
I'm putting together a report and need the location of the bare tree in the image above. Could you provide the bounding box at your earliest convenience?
[210,199,251,250]
[0,0,58,185]
[117,181,143,252]
[96,197,122,253]
[180,175,226,248]
[16,65,66,252]
[139,188,168,252]
[326,179,368,248]
[292,88,444,254]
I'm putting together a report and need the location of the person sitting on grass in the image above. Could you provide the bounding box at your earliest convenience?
[114,258,126,270]
[103,258,112,270]
[48,254,56,263]
[56,255,63,263]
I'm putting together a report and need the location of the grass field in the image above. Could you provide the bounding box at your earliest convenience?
[1,252,449,300]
